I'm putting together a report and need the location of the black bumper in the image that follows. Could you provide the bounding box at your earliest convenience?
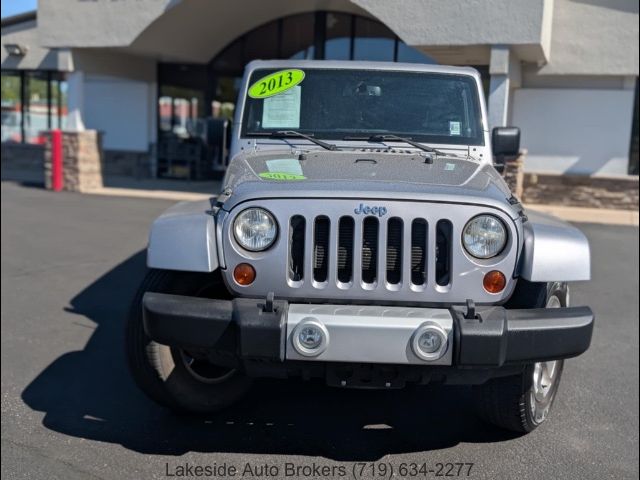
[142,292,594,368]
[451,306,594,366]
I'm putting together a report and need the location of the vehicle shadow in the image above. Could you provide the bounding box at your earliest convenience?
[21,251,518,460]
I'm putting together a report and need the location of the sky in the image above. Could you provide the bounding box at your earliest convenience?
[1,0,37,19]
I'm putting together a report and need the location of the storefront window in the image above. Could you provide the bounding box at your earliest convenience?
[213,77,241,120]
[157,62,208,140]
[325,12,351,60]
[1,71,22,143]
[353,17,395,61]
[1,70,68,144]
[244,21,279,63]
[24,71,49,144]
[51,74,68,129]
[158,85,204,138]
[281,13,315,60]
[210,40,244,76]
[204,12,432,77]
[158,96,173,132]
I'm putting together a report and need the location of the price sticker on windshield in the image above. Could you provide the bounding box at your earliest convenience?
[248,69,305,99]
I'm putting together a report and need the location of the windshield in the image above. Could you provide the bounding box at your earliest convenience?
[241,68,484,145]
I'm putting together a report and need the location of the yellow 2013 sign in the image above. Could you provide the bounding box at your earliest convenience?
[248,69,305,99]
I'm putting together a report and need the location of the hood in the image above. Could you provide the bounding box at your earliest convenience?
[222,149,518,217]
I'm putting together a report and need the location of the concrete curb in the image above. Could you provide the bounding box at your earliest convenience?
[84,187,211,202]
[82,186,640,226]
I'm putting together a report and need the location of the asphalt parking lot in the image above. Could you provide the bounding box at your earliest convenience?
[1,181,638,480]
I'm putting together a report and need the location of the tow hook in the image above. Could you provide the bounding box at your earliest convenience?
[263,292,275,313]
[464,299,478,320]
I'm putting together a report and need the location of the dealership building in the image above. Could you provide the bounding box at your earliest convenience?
[1,0,639,187]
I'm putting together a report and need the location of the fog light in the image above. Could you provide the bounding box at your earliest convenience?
[412,324,448,361]
[233,263,256,285]
[418,330,443,354]
[298,326,322,349]
[483,270,506,293]
[292,319,329,357]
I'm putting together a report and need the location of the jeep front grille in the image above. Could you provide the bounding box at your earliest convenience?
[288,213,450,289]
[224,199,520,304]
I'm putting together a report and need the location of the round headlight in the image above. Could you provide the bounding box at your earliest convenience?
[233,208,278,251]
[462,214,507,259]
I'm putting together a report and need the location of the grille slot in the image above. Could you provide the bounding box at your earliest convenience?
[313,216,330,282]
[436,220,453,286]
[411,219,427,285]
[386,218,403,285]
[337,217,354,283]
[289,215,305,282]
[361,217,379,284]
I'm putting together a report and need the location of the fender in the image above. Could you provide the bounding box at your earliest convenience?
[147,200,218,272]
[519,210,590,282]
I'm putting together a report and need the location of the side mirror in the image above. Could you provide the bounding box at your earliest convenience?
[492,126,520,173]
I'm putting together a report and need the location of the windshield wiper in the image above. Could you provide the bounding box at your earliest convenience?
[343,134,442,155]
[248,130,338,151]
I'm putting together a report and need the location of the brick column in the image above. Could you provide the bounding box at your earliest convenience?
[503,150,526,198]
[44,130,104,192]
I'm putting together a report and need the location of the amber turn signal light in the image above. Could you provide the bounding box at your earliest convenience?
[233,263,256,286]
[483,270,506,293]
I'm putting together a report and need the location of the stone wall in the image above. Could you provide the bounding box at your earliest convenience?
[502,152,525,198]
[43,130,104,192]
[522,173,639,210]
[1,143,45,172]
[2,139,151,184]
[501,151,638,210]
[102,149,152,178]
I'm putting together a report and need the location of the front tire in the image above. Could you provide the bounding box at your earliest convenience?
[125,269,252,414]
[473,281,567,433]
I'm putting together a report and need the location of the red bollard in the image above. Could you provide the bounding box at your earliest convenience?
[51,129,63,191]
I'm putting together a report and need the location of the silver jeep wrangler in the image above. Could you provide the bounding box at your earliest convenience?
[127,61,594,433]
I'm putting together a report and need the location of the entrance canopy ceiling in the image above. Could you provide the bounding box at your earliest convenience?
[37,0,553,65]
[38,0,371,63]
[127,0,371,63]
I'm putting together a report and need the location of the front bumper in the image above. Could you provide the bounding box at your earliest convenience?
[142,293,594,369]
